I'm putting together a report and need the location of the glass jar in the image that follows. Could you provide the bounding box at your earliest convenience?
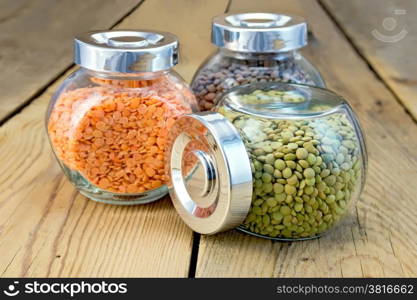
[166,82,367,240]
[191,13,325,111]
[46,30,198,205]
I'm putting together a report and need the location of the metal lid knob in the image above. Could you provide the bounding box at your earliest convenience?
[74,30,178,73]
[212,13,307,52]
[167,113,253,235]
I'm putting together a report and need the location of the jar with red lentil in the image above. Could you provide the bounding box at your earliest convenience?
[191,13,325,111]
[46,30,198,204]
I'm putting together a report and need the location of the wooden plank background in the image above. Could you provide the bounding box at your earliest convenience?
[322,0,417,120]
[0,0,416,278]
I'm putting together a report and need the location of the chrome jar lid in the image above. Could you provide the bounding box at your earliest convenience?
[74,30,178,73]
[167,113,253,234]
[212,13,307,52]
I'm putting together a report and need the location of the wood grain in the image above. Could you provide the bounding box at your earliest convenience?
[0,0,141,122]
[321,0,417,120]
[0,0,229,277]
[195,0,417,277]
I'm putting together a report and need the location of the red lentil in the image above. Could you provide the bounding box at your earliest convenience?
[48,76,195,194]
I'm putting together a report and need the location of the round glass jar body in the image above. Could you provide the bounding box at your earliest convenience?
[192,50,325,111]
[215,84,366,240]
[168,83,367,241]
[47,67,197,205]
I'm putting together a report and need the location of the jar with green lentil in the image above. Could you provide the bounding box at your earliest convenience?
[166,82,367,241]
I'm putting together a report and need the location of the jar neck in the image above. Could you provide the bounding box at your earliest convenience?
[81,67,170,80]
[218,48,297,61]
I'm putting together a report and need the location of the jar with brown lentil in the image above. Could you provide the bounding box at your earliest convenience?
[166,82,367,241]
[46,30,198,205]
[191,13,325,111]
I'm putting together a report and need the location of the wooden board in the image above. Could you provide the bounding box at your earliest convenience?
[321,0,417,120]
[0,0,229,277]
[2,0,417,278]
[0,0,141,122]
[195,0,417,277]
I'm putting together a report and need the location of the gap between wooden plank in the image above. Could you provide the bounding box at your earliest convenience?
[318,0,416,124]
[187,232,201,278]
[186,0,231,277]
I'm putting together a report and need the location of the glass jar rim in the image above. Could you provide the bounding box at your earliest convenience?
[218,82,347,120]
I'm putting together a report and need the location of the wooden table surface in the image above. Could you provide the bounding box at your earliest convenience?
[0,0,416,277]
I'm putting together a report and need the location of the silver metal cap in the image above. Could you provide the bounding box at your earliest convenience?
[167,112,253,235]
[74,30,178,73]
[212,13,307,52]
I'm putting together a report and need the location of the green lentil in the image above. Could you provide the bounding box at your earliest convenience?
[280,206,292,216]
[265,154,275,164]
[282,168,293,178]
[307,153,317,165]
[303,168,315,179]
[273,169,282,178]
[285,184,297,195]
[294,203,304,212]
[263,182,273,193]
[263,164,275,174]
[296,148,309,160]
[266,198,278,207]
[286,160,297,169]
[305,177,316,186]
[275,193,286,202]
[274,159,286,170]
[299,160,309,169]
[272,212,284,222]
[273,183,284,193]
[216,90,363,240]
[262,173,272,183]
[287,175,299,186]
